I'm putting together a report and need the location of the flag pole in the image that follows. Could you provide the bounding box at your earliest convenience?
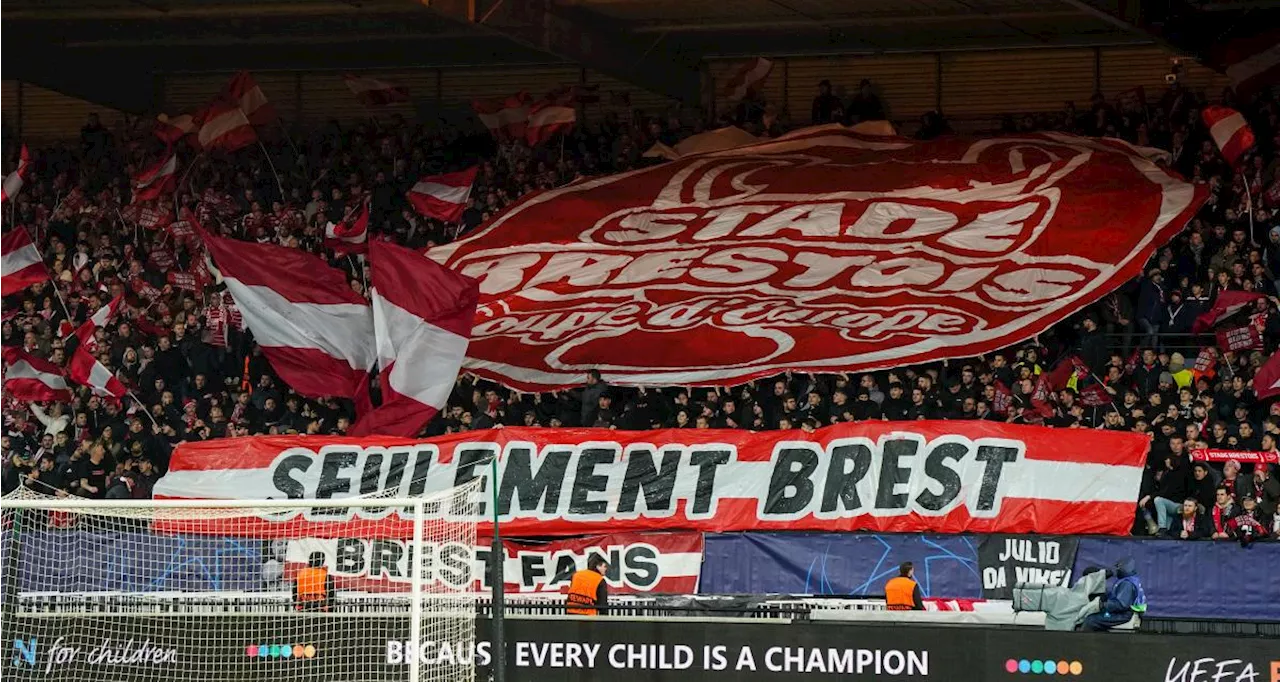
[1244,176,1256,246]
[128,390,161,430]
[256,140,287,202]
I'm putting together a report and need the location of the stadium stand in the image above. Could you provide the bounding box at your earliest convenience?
[3,76,1277,542]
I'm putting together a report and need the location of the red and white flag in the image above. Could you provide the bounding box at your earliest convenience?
[2,144,31,204]
[525,101,576,146]
[1,228,46,296]
[325,199,369,254]
[1192,290,1264,332]
[2,347,71,403]
[203,234,376,402]
[220,71,276,126]
[67,345,126,400]
[196,100,257,153]
[131,152,178,203]
[721,57,773,101]
[155,114,197,145]
[407,167,477,223]
[1202,106,1256,169]
[1210,28,1280,99]
[343,74,410,107]
[349,240,478,437]
[1255,352,1280,401]
[72,294,124,351]
[472,92,531,140]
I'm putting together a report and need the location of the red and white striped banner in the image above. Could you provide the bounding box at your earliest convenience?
[2,347,71,402]
[155,422,1147,537]
[1,228,46,296]
[283,531,702,594]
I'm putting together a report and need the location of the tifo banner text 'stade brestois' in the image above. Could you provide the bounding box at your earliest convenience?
[155,422,1147,536]
[429,124,1206,389]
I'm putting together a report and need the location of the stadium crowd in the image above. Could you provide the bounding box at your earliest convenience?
[2,77,1279,541]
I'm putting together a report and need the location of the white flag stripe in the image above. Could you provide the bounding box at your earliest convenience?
[1226,42,1280,84]
[410,181,471,205]
[1,243,41,274]
[222,278,375,371]
[528,106,576,127]
[374,293,470,410]
[1208,111,1248,152]
[87,361,117,396]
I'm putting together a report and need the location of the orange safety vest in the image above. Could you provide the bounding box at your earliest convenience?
[296,567,328,602]
[565,569,604,616]
[884,576,918,611]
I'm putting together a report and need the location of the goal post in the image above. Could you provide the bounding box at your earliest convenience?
[1,482,482,682]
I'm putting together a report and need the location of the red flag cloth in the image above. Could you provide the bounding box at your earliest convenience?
[992,380,1013,415]
[1078,384,1113,407]
[155,113,197,145]
[343,74,410,107]
[203,233,375,401]
[1030,375,1055,417]
[131,152,178,203]
[525,102,577,146]
[1202,106,1256,170]
[1254,352,1280,400]
[1122,349,1140,376]
[1216,323,1263,352]
[1,228,47,296]
[349,240,478,437]
[324,199,369,255]
[472,92,531,140]
[220,71,276,126]
[721,57,774,101]
[2,144,31,203]
[1042,358,1077,392]
[67,345,126,399]
[73,294,124,351]
[2,347,72,402]
[1208,28,1280,99]
[195,100,257,153]
[1192,290,1264,333]
[407,167,478,223]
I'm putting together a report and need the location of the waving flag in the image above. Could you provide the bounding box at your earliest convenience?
[155,114,197,145]
[721,57,773,101]
[67,345,126,400]
[203,233,375,401]
[1202,106,1256,169]
[407,167,477,223]
[72,294,124,352]
[220,71,276,126]
[325,199,369,254]
[526,102,576,146]
[1,229,46,296]
[1255,352,1280,400]
[2,144,31,203]
[1209,28,1280,99]
[2,347,71,402]
[1192,290,1264,333]
[350,240,478,437]
[472,92,531,140]
[196,100,257,153]
[344,74,410,107]
[132,152,178,203]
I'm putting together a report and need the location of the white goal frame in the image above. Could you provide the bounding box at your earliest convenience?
[1,493,480,682]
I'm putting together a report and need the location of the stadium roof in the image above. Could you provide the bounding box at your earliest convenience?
[4,0,1274,106]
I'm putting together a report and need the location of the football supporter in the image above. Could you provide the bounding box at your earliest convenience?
[0,78,1276,551]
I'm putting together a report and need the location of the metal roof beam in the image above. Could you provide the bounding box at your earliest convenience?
[423,0,702,102]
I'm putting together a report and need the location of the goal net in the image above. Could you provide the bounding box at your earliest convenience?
[0,481,482,682]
